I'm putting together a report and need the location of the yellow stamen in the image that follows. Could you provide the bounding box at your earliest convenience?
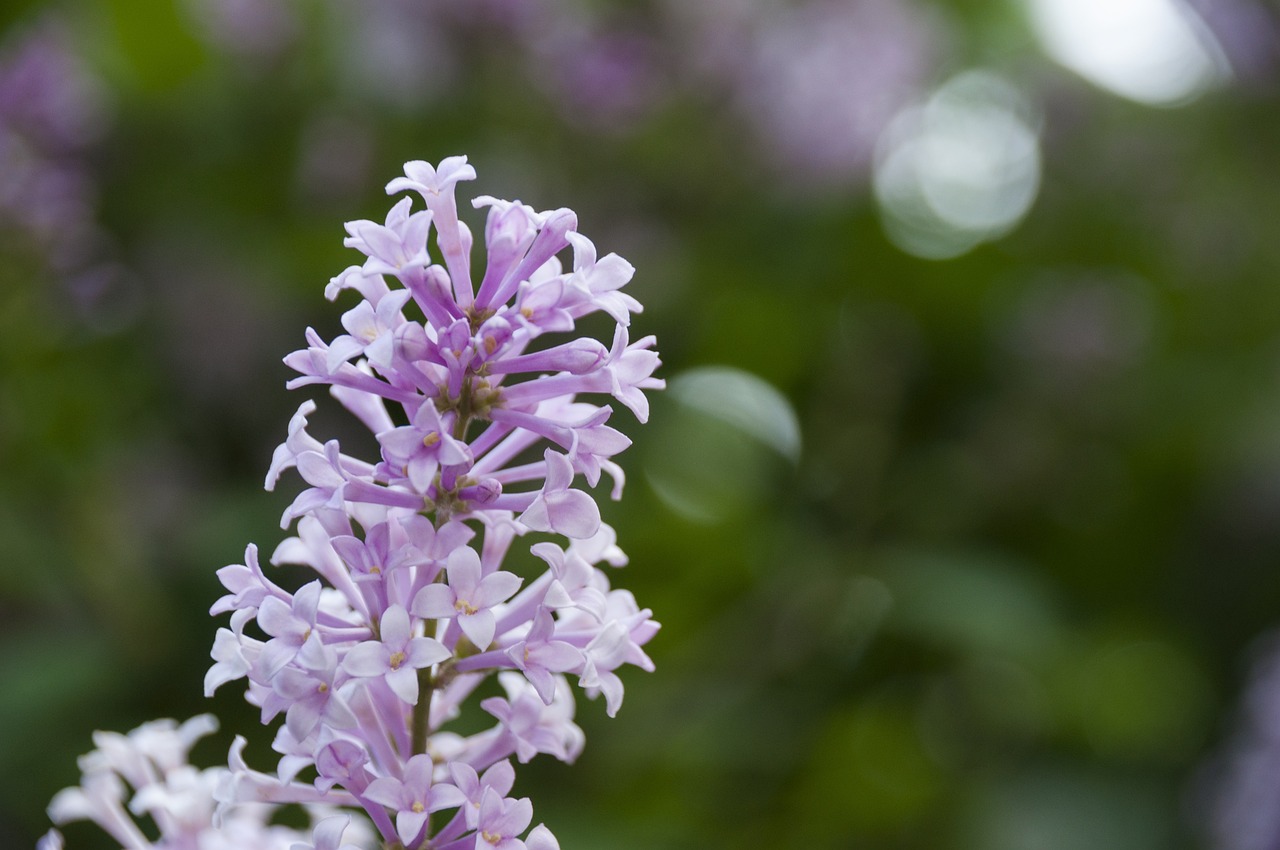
[412,802,425,814]
[454,600,478,616]
[422,432,441,448]
[388,651,406,670]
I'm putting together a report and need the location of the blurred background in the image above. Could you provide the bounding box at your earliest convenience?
[2,0,1280,847]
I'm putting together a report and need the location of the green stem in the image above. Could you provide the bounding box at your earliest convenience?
[412,667,435,756]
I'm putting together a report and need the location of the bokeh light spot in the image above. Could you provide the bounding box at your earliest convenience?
[644,367,800,523]
[874,70,1041,260]
[1025,0,1230,105]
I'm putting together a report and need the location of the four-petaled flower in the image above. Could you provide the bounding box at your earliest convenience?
[325,288,413,373]
[363,754,465,846]
[448,760,516,829]
[518,450,601,540]
[341,604,450,703]
[256,580,326,680]
[377,399,472,491]
[412,546,522,651]
[474,788,533,850]
[506,608,583,703]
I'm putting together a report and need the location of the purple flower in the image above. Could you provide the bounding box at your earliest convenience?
[517,450,602,539]
[341,604,450,703]
[210,543,278,631]
[482,673,585,764]
[1202,630,1280,850]
[386,157,478,303]
[412,546,522,651]
[342,196,434,281]
[256,580,326,680]
[364,754,465,845]
[473,788,533,850]
[576,622,630,718]
[205,627,258,696]
[182,0,299,60]
[505,608,583,703]
[530,541,607,620]
[448,760,515,829]
[325,288,413,374]
[262,645,357,740]
[377,398,472,491]
[44,715,320,850]
[563,231,640,326]
[315,740,371,794]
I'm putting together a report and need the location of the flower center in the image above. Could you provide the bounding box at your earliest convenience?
[454,599,479,616]
[388,651,406,670]
[482,830,502,843]
[412,801,425,814]
[422,432,441,448]
[317,682,329,694]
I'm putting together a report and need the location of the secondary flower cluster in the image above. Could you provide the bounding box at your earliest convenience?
[195,156,657,850]
[39,715,375,850]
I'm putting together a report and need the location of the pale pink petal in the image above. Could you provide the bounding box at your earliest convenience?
[527,824,561,850]
[385,665,419,704]
[380,604,411,647]
[341,642,390,677]
[544,490,601,539]
[411,584,456,619]
[459,609,497,650]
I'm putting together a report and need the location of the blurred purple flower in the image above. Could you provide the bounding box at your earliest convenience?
[1187,0,1280,85]
[1202,631,1280,850]
[326,0,455,111]
[664,0,946,185]
[181,0,300,60]
[0,18,105,152]
[526,16,665,134]
[731,0,944,185]
[0,17,107,267]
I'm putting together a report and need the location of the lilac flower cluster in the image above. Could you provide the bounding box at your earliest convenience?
[39,715,373,850]
[41,155,659,849]
[166,156,649,850]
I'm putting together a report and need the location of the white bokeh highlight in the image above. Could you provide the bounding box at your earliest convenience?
[1025,0,1230,106]
[874,70,1041,260]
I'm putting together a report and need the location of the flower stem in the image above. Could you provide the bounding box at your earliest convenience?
[412,666,435,756]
